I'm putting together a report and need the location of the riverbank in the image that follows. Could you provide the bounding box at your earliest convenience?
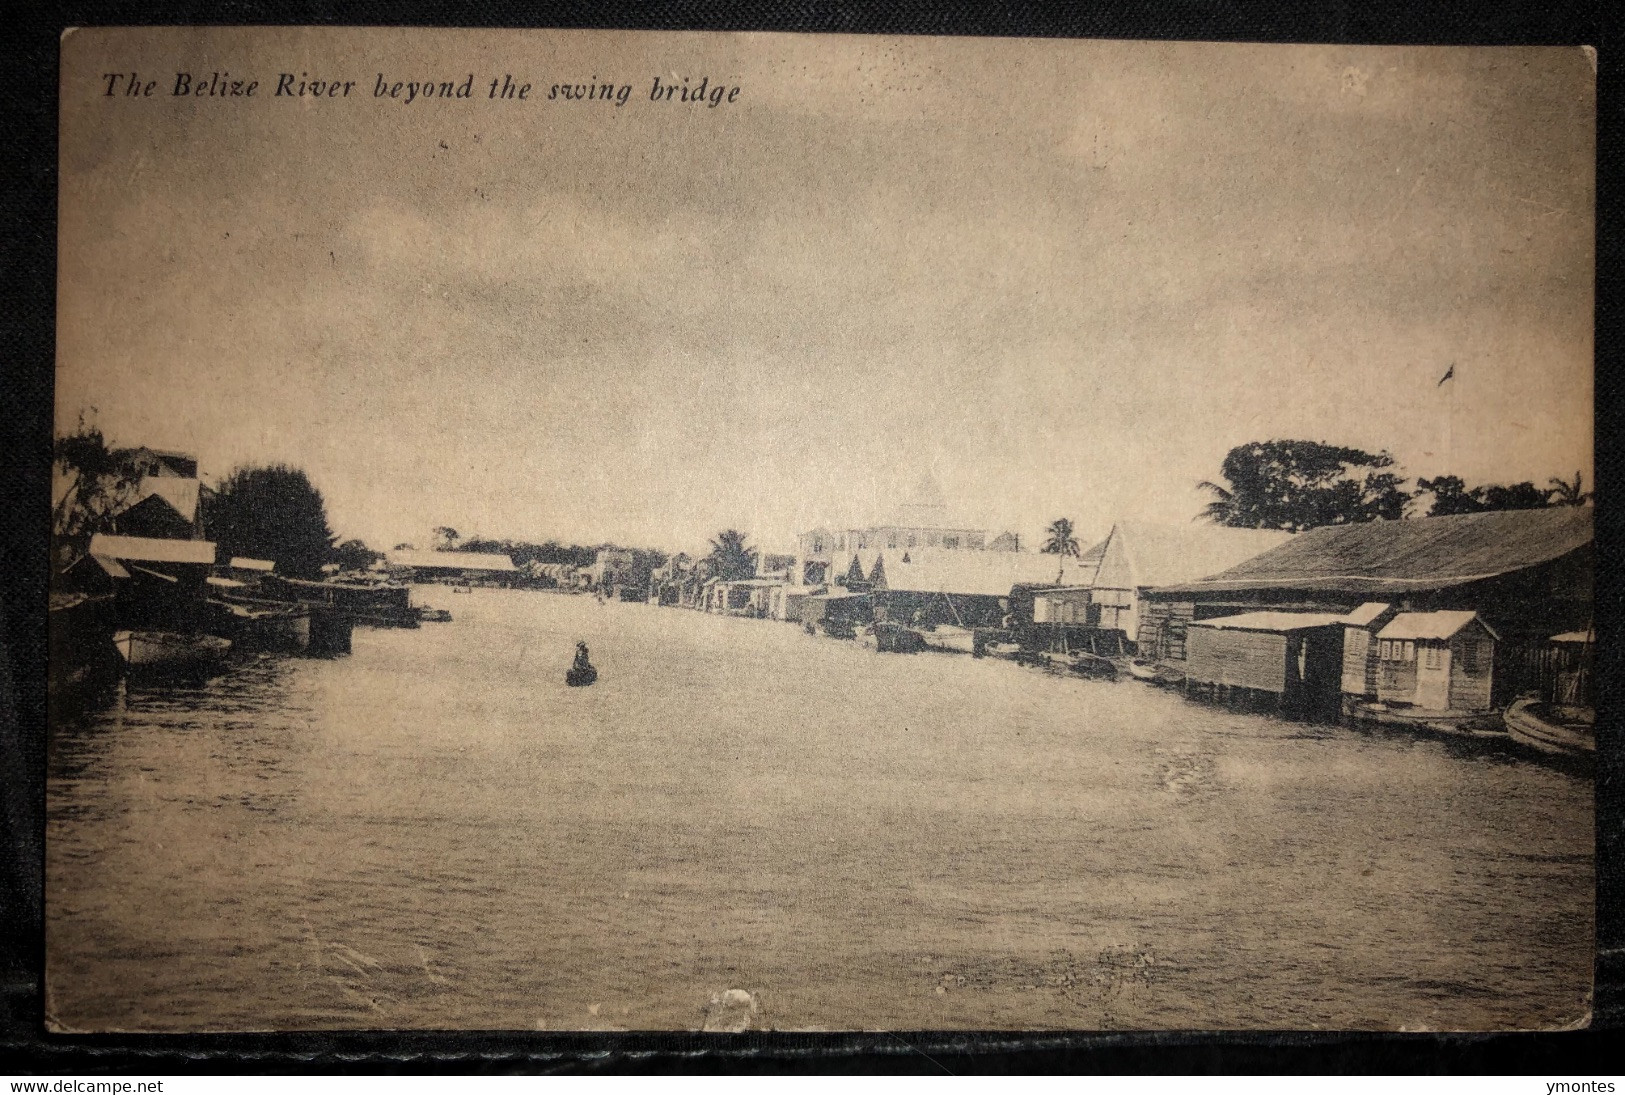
[47,589,1594,1032]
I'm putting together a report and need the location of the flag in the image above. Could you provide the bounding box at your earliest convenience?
[1438,364,1455,386]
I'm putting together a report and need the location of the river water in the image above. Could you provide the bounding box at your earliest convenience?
[46,588,1593,1032]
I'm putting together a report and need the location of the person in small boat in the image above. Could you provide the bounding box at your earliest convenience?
[573,641,592,673]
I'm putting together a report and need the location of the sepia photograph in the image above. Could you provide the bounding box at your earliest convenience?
[48,27,1594,1033]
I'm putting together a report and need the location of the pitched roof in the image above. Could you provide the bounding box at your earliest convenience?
[869,547,1085,597]
[387,549,516,571]
[1190,611,1348,632]
[87,534,216,565]
[1342,602,1394,627]
[1156,507,1594,595]
[1378,610,1499,642]
[1104,522,1294,589]
[230,556,276,571]
[126,476,200,523]
[1551,630,1595,644]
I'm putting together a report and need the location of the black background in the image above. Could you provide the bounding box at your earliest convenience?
[1,0,1617,1074]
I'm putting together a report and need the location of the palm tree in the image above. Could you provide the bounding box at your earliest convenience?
[1196,479,1240,525]
[1547,471,1591,507]
[1040,517,1080,557]
[706,529,756,581]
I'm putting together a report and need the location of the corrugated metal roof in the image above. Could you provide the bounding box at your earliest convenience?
[230,557,276,571]
[386,549,516,571]
[87,534,216,565]
[1342,602,1393,627]
[1378,611,1498,642]
[1190,611,1348,632]
[1157,507,1593,595]
[1103,522,1294,590]
[863,547,1084,597]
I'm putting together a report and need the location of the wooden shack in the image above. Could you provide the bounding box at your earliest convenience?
[1185,610,1347,719]
[1544,629,1595,707]
[1373,611,1498,712]
[1339,602,1398,698]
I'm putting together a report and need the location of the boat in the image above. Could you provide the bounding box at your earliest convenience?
[209,598,311,652]
[863,621,924,653]
[1127,658,1184,686]
[1037,650,1118,681]
[1503,696,1594,756]
[982,640,1024,661]
[565,665,598,687]
[260,574,419,628]
[1342,697,1507,740]
[416,607,453,623]
[112,629,231,671]
[913,625,977,653]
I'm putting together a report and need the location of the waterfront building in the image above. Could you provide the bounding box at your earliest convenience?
[1372,610,1499,712]
[854,547,1084,628]
[386,548,518,585]
[1090,522,1294,653]
[1184,610,1350,720]
[795,475,998,585]
[1142,506,1593,705]
[64,533,218,632]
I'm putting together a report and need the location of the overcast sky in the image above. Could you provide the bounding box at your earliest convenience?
[58,29,1594,556]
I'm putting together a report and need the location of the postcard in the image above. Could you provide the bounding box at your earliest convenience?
[49,27,1594,1032]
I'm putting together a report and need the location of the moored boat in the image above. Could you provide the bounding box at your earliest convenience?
[1127,658,1184,686]
[1037,650,1118,680]
[1503,696,1594,756]
[1342,697,1507,740]
[112,629,232,671]
[913,625,977,653]
[209,598,311,652]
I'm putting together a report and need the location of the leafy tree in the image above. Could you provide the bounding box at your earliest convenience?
[1547,471,1591,507]
[1198,440,1411,531]
[332,538,380,572]
[1417,473,1583,517]
[705,529,757,581]
[393,542,417,551]
[1478,482,1551,511]
[203,464,336,579]
[1040,518,1080,557]
[1413,475,1480,516]
[51,421,144,568]
[431,526,461,551]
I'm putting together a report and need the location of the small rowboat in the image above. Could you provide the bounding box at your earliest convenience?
[113,630,232,671]
[565,665,598,687]
[1503,697,1594,756]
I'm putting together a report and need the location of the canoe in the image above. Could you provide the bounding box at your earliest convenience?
[1503,697,1594,756]
[113,630,232,670]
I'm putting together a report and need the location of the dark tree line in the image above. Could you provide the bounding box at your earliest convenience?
[1200,440,1590,531]
[202,465,336,579]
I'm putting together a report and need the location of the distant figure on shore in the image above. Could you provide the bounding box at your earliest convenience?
[566,640,597,687]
